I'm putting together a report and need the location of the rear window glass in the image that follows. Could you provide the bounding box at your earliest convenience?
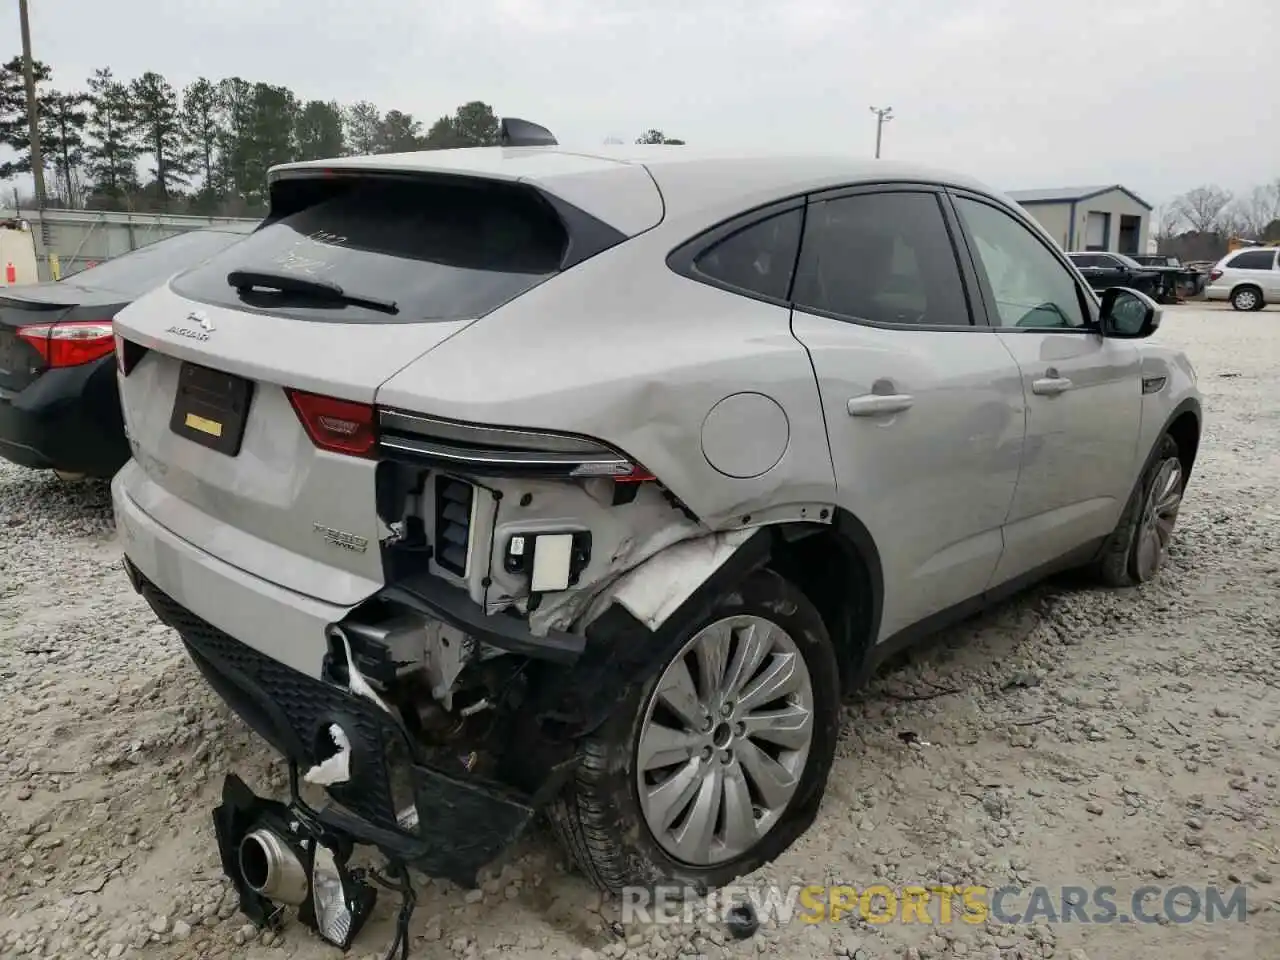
[65,228,253,297]
[171,178,569,323]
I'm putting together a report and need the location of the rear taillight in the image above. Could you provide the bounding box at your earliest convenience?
[286,389,377,457]
[17,321,115,369]
[602,466,655,483]
[1209,269,1223,282]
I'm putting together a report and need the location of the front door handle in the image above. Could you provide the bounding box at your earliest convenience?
[1032,376,1073,396]
[847,394,914,416]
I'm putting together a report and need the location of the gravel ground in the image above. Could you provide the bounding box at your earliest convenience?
[1,303,1277,960]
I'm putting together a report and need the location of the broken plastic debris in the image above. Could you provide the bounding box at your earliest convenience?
[725,901,759,940]
[331,627,394,715]
[898,731,933,748]
[304,724,352,786]
[397,804,419,830]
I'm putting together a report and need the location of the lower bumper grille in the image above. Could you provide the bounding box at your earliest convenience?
[132,568,566,885]
[137,576,402,830]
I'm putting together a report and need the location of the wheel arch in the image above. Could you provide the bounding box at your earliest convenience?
[765,509,884,695]
[1165,400,1201,484]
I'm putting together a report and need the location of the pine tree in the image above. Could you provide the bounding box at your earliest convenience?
[0,55,53,180]
[84,68,141,206]
[376,110,423,153]
[294,100,345,161]
[130,71,191,201]
[181,78,224,193]
[40,90,91,206]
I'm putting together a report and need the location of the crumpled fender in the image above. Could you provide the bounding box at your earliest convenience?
[578,527,756,632]
[530,527,774,739]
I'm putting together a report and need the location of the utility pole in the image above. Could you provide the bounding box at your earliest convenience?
[18,0,47,208]
[869,106,894,159]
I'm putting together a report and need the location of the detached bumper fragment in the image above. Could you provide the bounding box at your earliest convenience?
[127,560,573,888]
[213,773,377,949]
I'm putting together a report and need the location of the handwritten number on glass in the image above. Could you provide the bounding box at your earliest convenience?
[272,231,348,277]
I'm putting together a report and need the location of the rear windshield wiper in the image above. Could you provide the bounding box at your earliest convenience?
[226,269,398,314]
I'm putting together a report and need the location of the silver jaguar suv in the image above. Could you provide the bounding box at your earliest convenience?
[109,119,1200,944]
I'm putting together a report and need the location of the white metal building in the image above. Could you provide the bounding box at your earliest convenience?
[1006,185,1152,255]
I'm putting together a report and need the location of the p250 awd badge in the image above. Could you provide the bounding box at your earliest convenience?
[313,523,369,553]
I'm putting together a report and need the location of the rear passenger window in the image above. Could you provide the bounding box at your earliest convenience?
[791,192,971,326]
[692,209,802,301]
[1229,250,1276,270]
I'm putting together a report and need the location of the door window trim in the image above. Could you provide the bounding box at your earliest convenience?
[791,183,988,333]
[944,188,1101,336]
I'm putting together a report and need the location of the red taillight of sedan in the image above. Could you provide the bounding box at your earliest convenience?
[1208,269,1223,282]
[16,321,116,368]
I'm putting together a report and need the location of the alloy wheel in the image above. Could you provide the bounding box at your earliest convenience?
[635,615,815,866]
[1134,456,1183,581]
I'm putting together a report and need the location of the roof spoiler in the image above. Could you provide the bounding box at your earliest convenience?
[499,118,558,147]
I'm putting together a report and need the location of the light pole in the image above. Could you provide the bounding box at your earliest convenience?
[870,106,894,159]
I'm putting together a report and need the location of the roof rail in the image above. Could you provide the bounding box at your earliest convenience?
[499,118,557,147]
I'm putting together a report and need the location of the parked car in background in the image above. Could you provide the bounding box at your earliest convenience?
[1066,251,1177,301]
[0,222,257,478]
[1129,254,1208,299]
[1204,246,1280,311]
[109,128,1200,955]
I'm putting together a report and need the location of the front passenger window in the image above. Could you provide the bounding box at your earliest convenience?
[954,197,1088,330]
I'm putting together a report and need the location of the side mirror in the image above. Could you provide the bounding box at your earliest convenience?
[1099,286,1161,338]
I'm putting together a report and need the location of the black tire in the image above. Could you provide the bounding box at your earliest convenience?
[1231,285,1264,312]
[546,568,841,894]
[1092,434,1185,587]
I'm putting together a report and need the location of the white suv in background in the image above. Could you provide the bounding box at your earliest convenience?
[1204,246,1280,311]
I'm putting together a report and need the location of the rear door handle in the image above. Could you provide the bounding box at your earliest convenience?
[847,394,914,416]
[1032,376,1073,396]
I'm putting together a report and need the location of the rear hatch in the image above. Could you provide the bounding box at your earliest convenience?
[113,169,633,605]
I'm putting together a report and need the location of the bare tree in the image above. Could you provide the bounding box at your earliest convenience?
[1225,186,1278,238]
[1172,185,1233,234]
[1154,204,1184,241]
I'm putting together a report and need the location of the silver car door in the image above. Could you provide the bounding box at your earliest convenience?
[788,185,1025,642]
[949,191,1143,587]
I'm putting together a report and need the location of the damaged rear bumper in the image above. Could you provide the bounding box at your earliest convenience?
[121,496,778,895]
[129,562,573,887]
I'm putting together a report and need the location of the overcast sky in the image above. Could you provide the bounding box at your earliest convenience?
[10,0,1280,208]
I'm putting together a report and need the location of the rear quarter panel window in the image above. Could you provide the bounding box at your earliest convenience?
[689,209,803,302]
[171,177,569,323]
